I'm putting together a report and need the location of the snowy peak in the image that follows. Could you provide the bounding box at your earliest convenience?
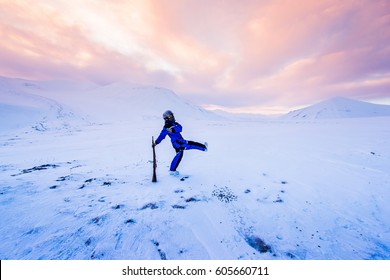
[283,96,390,119]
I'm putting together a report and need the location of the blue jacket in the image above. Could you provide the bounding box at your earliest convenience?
[155,122,184,146]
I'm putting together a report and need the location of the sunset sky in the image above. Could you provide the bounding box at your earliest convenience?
[1,0,390,114]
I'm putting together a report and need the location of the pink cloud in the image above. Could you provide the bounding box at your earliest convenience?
[1,0,389,113]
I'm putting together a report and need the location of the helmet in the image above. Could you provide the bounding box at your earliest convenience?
[163,110,175,122]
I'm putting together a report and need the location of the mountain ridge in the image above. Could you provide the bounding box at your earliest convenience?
[283,96,390,119]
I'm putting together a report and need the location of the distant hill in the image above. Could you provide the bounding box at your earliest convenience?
[282,96,390,119]
[0,76,222,131]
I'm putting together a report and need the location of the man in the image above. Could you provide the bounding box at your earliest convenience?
[153,110,207,176]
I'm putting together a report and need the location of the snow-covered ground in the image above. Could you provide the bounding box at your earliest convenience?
[1,76,389,260]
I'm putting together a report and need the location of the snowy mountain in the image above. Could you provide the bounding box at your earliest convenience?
[0,76,221,132]
[283,96,390,119]
[1,76,390,260]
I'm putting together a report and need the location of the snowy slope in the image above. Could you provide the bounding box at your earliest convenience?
[0,77,220,132]
[283,96,390,119]
[0,78,49,132]
[1,77,390,260]
[210,109,269,121]
[0,77,90,133]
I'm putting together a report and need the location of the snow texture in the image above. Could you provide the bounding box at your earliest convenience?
[1,76,389,260]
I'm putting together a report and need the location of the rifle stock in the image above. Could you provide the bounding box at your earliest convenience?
[152,136,157,182]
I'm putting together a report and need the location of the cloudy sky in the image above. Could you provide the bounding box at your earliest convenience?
[1,0,390,114]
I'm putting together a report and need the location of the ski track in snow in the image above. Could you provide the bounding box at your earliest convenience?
[1,78,390,260]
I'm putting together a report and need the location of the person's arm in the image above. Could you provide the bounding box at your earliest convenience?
[155,128,168,145]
